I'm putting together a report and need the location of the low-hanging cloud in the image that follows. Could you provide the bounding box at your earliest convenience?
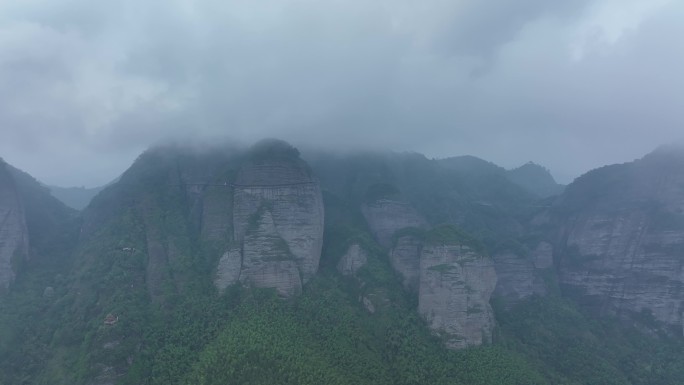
[0,0,682,186]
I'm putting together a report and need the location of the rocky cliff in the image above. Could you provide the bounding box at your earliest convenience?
[239,208,303,297]
[492,241,553,305]
[336,243,368,277]
[362,194,498,349]
[362,199,427,249]
[362,194,428,293]
[553,146,684,334]
[0,161,29,289]
[418,243,497,349]
[389,234,423,291]
[215,141,325,296]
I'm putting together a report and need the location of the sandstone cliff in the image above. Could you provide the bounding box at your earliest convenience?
[362,194,498,349]
[553,146,684,334]
[214,141,324,296]
[362,196,428,294]
[418,243,497,349]
[0,161,28,289]
[389,234,422,291]
[361,198,427,249]
[492,241,553,305]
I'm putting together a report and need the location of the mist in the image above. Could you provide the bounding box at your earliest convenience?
[1,0,682,187]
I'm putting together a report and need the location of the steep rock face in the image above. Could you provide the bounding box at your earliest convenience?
[362,199,427,248]
[418,244,497,349]
[555,147,684,333]
[389,235,422,291]
[200,186,233,242]
[214,248,242,291]
[240,209,302,297]
[337,243,367,276]
[492,242,553,305]
[214,147,324,296]
[232,157,324,285]
[0,162,28,289]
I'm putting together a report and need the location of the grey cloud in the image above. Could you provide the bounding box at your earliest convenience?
[0,0,682,186]
[437,0,590,58]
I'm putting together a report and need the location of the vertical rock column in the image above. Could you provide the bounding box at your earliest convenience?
[215,145,324,297]
[418,244,497,349]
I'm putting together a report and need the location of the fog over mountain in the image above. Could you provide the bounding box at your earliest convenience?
[1,0,683,186]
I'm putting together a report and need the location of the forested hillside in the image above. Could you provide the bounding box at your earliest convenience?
[1,141,683,385]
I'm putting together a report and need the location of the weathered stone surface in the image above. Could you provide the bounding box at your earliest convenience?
[492,242,552,305]
[240,209,302,297]
[214,248,242,291]
[532,241,554,269]
[362,199,427,248]
[492,252,537,304]
[0,162,28,289]
[559,209,684,332]
[201,186,233,242]
[418,244,497,349]
[337,243,368,276]
[554,147,684,333]
[233,158,324,284]
[389,235,422,291]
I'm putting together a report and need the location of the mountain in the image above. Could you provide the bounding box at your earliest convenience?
[0,159,79,288]
[506,162,565,198]
[549,145,684,334]
[1,142,684,385]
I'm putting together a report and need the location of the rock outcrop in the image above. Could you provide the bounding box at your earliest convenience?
[554,146,684,334]
[362,197,427,292]
[214,141,324,296]
[337,243,368,277]
[214,248,242,292]
[418,244,497,349]
[362,199,427,249]
[200,186,233,242]
[362,195,498,349]
[389,234,422,291]
[239,209,303,297]
[233,157,324,284]
[0,161,28,289]
[492,241,553,305]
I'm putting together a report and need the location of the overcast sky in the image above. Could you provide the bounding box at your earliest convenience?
[1,0,682,187]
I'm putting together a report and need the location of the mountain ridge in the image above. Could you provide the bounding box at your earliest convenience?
[1,142,684,385]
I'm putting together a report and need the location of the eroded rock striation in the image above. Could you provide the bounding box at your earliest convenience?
[363,196,427,292]
[389,234,422,292]
[362,195,498,349]
[418,244,497,349]
[239,209,303,297]
[0,161,28,289]
[492,241,553,305]
[215,142,324,296]
[362,199,427,249]
[554,146,684,334]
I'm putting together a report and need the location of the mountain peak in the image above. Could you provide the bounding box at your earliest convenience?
[506,162,564,198]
